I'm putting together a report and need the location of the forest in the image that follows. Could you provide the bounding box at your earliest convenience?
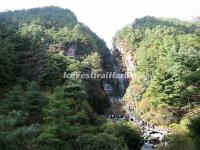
[113,16,200,149]
[0,6,142,150]
[0,6,200,150]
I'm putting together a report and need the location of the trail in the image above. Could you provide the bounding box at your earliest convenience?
[103,52,168,149]
[105,94,168,149]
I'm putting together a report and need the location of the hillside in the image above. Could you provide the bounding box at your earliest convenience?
[0,6,78,28]
[1,6,200,150]
[0,7,143,150]
[113,16,200,149]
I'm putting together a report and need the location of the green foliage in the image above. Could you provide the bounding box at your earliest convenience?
[1,82,46,116]
[157,133,194,150]
[0,6,78,28]
[184,70,200,85]
[35,80,92,149]
[0,82,46,150]
[0,25,16,86]
[132,16,197,32]
[116,122,142,150]
[39,54,69,87]
[188,116,200,146]
[35,81,138,149]
[82,52,110,114]
[0,6,143,150]
[115,16,200,126]
[84,79,110,114]
[15,22,48,80]
[0,6,111,115]
[82,52,103,74]
[100,121,143,150]
[76,133,128,150]
[0,6,112,87]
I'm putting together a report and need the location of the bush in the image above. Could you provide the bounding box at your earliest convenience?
[188,116,200,147]
[116,122,143,150]
[76,133,128,150]
[157,133,194,150]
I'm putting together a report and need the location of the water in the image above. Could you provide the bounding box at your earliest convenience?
[104,82,167,149]
[106,47,167,149]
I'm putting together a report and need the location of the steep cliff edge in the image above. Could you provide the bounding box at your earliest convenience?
[112,16,200,127]
[111,16,200,148]
[111,40,136,97]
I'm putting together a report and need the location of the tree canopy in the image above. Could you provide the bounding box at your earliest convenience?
[114,16,200,148]
[0,6,142,150]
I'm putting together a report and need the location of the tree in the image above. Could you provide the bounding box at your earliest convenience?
[188,116,200,146]
[0,82,46,150]
[0,25,16,86]
[36,80,92,149]
[82,52,103,74]
[76,133,128,150]
[39,54,69,88]
[116,122,142,150]
[114,16,200,126]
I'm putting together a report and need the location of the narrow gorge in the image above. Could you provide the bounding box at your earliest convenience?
[0,6,200,150]
[106,16,200,149]
[105,38,168,149]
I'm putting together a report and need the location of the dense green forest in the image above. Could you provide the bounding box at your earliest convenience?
[1,6,200,150]
[114,16,200,149]
[0,7,142,150]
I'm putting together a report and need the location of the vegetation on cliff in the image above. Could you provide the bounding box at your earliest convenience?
[0,7,142,150]
[114,16,200,149]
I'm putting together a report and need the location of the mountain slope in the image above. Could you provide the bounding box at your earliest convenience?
[113,16,200,149]
[0,6,78,28]
[0,7,142,150]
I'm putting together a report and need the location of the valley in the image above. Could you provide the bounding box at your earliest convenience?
[0,6,200,150]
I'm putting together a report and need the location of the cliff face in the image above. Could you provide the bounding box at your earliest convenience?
[112,40,136,75]
[112,17,200,129]
[111,40,136,97]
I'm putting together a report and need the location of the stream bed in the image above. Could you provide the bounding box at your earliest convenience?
[104,82,168,149]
